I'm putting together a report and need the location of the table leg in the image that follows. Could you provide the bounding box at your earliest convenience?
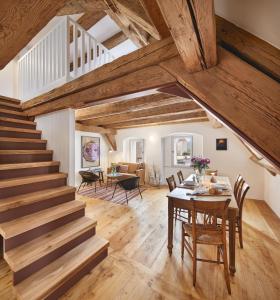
[228,208,236,275]
[168,198,174,255]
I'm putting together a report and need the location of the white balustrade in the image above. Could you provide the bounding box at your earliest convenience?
[18,17,114,101]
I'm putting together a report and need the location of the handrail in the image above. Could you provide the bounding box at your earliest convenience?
[18,16,114,101]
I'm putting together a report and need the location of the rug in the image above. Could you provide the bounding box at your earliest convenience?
[77,183,147,205]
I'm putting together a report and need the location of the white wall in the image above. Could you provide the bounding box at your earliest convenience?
[264,172,280,217]
[110,122,264,200]
[35,109,75,186]
[75,131,109,187]
[215,0,280,48]
[0,60,18,98]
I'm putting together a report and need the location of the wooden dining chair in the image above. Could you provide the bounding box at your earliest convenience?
[166,175,177,191]
[181,198,231,294]
[233,174,244,198]
[177,170,184,184]
[235,181,250,248]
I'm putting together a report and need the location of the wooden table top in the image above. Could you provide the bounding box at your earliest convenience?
[167,175,238,210]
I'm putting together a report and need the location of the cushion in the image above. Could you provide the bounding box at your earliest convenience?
[119,164,129,173]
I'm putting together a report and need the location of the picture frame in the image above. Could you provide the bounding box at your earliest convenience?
[216,138,227,151]
[81,136,100,168]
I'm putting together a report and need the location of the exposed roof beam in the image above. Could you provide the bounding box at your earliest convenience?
[0,0,69,69]
[104,133,117,150]
[216,15,280,82]
[139,0,170,39]
[75,122,116,135]
[76,93,186,120]
[103,31,128,49]
[77,10,106,30]
[156,0,217,72]
[111,0,160,40]
[58,0,106,15]
[81,101,203,126]
[105,111,207,128]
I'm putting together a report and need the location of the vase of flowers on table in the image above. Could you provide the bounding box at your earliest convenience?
[191,157,210,183]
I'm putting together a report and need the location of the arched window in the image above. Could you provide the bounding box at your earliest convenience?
[173,136,193,166]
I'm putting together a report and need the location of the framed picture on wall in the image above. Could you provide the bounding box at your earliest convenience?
[216,138,227,150]
[81,136,100,168]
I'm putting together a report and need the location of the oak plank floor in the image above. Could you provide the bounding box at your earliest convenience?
[0,187,279,299]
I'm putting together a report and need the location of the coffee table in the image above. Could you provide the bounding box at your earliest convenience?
[106,173,135,189]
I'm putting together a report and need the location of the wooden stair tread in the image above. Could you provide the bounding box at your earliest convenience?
[0,149,52,155]
[15,235,109,300]
[0,108,25,116]
[0,117,35,125]
[0,137,47,143]
[0,161,60,171]
[5,216,97,272]
[0,95,21,104]
[0,100,21,109]
[0,186,75,213]
[0,172,66,189]
[0,126,41,134]
[0,200,85,239]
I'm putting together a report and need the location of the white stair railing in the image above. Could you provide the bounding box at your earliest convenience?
[18,16,114,101]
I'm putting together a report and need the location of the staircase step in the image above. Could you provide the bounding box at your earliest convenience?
[0,161,60,179]
[0,108,27,120]
[0,100,22,111]
[15,235,109,300]
[0,200,86,251]
[0,95,21,105]
[0,186,75,222]
[0,172,66,199]
[0,117,36,129]
[0,137,47,150]
[0,126,41,139]
[0,149,52,164]
[5,217,97,283]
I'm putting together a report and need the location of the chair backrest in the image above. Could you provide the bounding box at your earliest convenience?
[234,174,244,198]
[166,175,176,192]
[236,181,250,216]
[79,171,99,182]
[118,176,140,190]
[190,198,231,238]
[177,170,184,184]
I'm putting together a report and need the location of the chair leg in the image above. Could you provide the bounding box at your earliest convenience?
[112,184,117,199]
[125,191,128,204]
[77,182,83,192]
[181,223,184,259]
[193,243,197,287]
[95,181,97,192]
[138,186,143,199]
[238,220,243,249]
[217,246,220,264]
[222,244,231,294]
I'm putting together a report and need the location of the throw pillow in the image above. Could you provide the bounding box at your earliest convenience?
[119,164,129,173]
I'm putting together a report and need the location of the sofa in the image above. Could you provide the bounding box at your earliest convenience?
[107,162,145,185]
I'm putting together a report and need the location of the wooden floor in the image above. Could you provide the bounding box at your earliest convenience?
[1,186,280,299]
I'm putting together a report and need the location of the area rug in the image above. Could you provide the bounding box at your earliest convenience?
[77,184,147,205]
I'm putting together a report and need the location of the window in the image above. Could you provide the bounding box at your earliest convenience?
[173,136,193,167]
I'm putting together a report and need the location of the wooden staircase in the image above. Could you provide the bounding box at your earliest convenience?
[0,96,109,300]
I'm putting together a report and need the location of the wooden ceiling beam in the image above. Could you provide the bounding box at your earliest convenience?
[139,0,170,39]
[58,0,107,15]
[104,111,207,128]
[111,0,160,40]
[103,31,128,49]
[75,122,116,135]
[75,93,186,120]
[216,15,280,82]
[156,0,217,72]
[104,133,117,150]
[77,10,106,30]
[160,48,280,169]
[81,101,203,126]
[0,0,69,69]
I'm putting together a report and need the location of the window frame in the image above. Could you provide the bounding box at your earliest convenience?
[171,135,193,168]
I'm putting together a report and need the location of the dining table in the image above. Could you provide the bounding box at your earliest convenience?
[167,174,238,276]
